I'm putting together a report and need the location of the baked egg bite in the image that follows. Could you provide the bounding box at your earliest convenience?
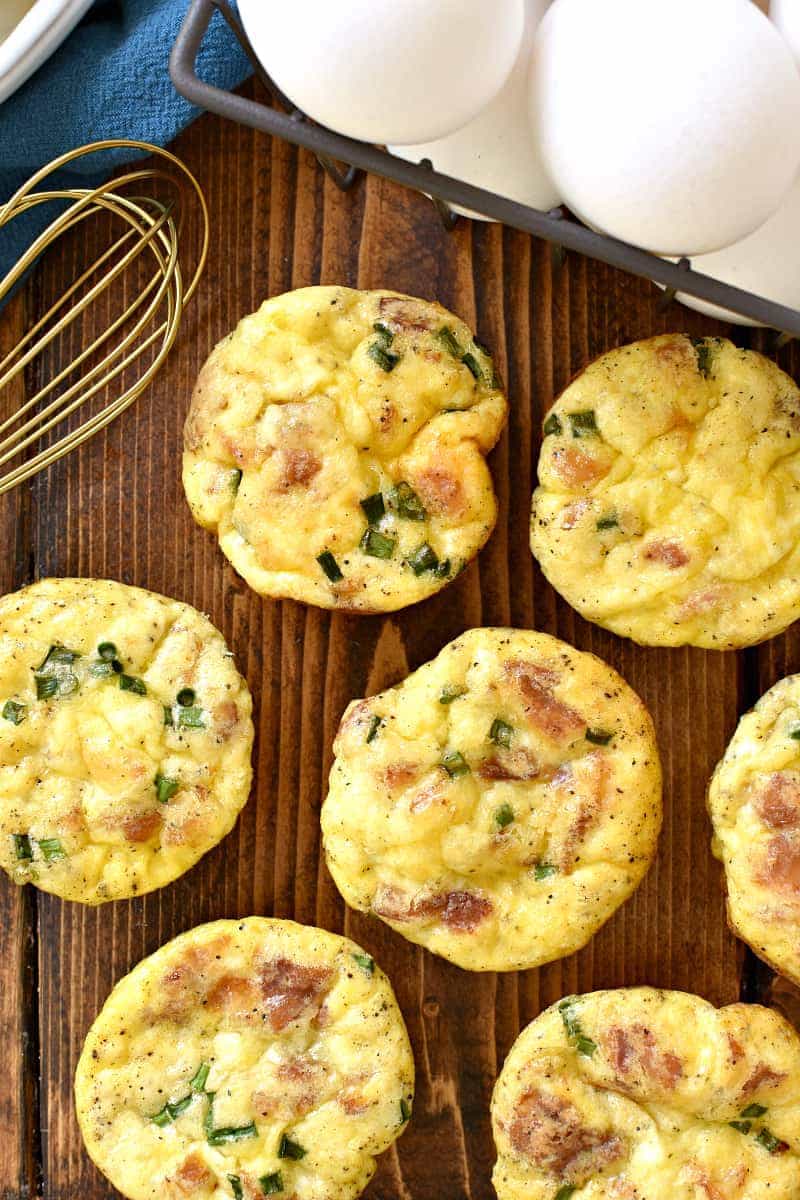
[321,628,661,972]
[530,334,800,648]
[182,286,507,612]
[75,917,415,1200]
[709,674,800,987]
[492,987,800,1200]
[0,578,253,903]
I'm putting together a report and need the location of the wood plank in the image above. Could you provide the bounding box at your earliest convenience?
[0,82,784,1199]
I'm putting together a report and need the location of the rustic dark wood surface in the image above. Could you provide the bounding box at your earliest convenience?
[1,79,799,1200]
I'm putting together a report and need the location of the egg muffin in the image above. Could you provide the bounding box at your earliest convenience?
[0,578,253,903]
[321,628,661,972]
[183,286,507,612]
[530,334,800,648]
[75,917,415,1200]
[492,987,800,1200]
[708,675,800,987]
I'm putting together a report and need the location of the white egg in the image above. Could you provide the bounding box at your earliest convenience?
[530,0,800,255]
[238,0,526,146]
[772,0,800,67]
[665,175,800,326]
[388,0,559,220]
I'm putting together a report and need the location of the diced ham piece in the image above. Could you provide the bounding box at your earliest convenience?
[741,1063,787,1097]
[258,957,333,1031]
[374,886,492,932]
[505,660,585,742]
[279,448,320,490]
[121,809,162,844]
[643,539,689,569]
[606,1024,683,1090]
[479,747,541,782]
[383,763,422,791]
[551,446,608,488]
[560,500,590,530]
[378,296,434,333]
[555,752,609,870]
[172,1154,214,1195]
[758,834,800,897]
[753,774,800,830]
[212,700,240,739]
[508,1087,624,1179]
[206,974,258,1015]
[414,467,464,517]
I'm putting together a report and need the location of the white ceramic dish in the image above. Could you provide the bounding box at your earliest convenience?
[0,0,93,105]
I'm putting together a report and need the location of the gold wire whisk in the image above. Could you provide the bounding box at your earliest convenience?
[0,139,209,494]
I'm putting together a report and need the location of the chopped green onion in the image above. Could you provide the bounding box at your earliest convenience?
[368,341,400,372]
[163,705,174,727]
[360,492,386,525]
[755,1128,788,1154]
[436,326,462,358]
[495,804,515,829]
[2,700,26,725]
[231,468,243,494]
[388,481,427,521]
[98,642,118,661]
[790,727,800,741]
[177,706,205,729]
[151,1093,193,1126]
[741,1103,768,1119]
[317,550,344,583]
[33,644,81,701]
[435,558,452,578]
[177,688,196,707]
[559,998,596,1056]
[366,715,382,744]
[555,1188,576,1200]
[228,1177,244,1200]
[408,543,439,576]
[489,718,513,748]
[586,728,613,746]
[730,1120,752,1134]
[190,1062,211,1093]
[12,833,32,861]
[37,644,79,670]
[89,660,117,677]
[441,749,470,778]
[35,675,59,700]
[352,953,375,975]
[361,528,396,559]
[399,1097,412,1123]
[439,684,467,705]
[461,352,484,381]
[155,774,179,805]
[535,863,558,881]
[208,1122,258,1147]
[373,321,394,344]
[260,1174,284,1196]
[39,838,66,862]
[569,410,598,438]
[119,674,146,696]
[543,413,562,437]
[596,515,619,531]
[692,337,713,378]
[278,1134,306,1160]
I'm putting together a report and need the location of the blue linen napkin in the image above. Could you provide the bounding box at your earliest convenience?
[0,0,251,287]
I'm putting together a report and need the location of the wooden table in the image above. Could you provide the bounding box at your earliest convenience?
[1,79,799,1200]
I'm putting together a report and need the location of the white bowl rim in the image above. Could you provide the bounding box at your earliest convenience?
[0,0,94,105]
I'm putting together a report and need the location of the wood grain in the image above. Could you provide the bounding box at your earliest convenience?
[1,80,798,1199]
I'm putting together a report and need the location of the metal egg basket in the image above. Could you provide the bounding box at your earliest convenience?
[170,0,800,340]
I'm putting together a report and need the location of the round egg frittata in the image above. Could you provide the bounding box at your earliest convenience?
[530,334,800,648]
[321,628,662,972]
[75,917,415,1200]
[708,675,800,987]
[182,286,507,612]
[0,578,253,903]
[492,988,800,1200]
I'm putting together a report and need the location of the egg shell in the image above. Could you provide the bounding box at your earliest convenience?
[668,175,800,325]
[531,0,800,255]
[772,0,800,67]
[388,0,559,220]
[238,0,526,146]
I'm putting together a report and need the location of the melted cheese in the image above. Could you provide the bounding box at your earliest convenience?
[322,628,661,971]
[75,918,414,1200]
[0,579,253,902]
[492,988,800,1200]
[183,287,507,612]
[530,335,800,648]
